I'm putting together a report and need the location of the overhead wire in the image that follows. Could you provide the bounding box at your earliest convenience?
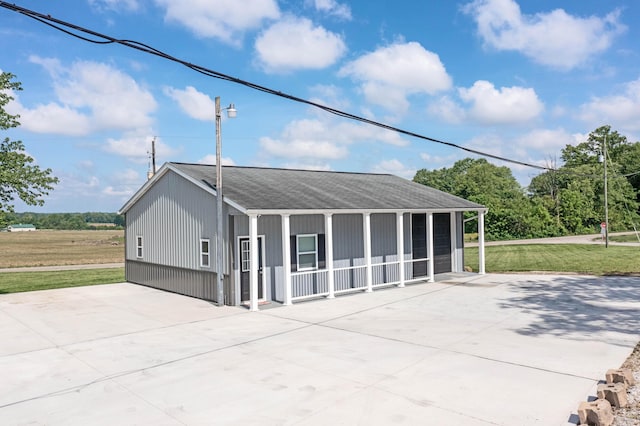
[0,1,555,171]
[2,1,640,182]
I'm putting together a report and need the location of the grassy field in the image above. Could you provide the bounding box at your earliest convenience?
[1,230,638,295]
[0,268,125,294]
[0,230,124,268]
[465,244,640,275]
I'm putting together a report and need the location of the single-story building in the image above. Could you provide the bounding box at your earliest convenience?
[119,162,487,310]
[7,223,36,232]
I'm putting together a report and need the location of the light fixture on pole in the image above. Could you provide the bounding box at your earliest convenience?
[215,96,236,307]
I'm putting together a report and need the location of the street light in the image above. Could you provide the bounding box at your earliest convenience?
[215,96,236,307]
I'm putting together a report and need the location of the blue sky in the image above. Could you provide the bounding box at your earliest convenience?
[1,0,639,213]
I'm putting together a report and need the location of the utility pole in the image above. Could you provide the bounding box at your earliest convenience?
[604,133,609,248]
[215,97,224,306]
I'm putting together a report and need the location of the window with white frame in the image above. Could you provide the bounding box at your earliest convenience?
[241,239,251,272]
[200,239,210,267]
[136,236,143,258]
[296,234,318,271]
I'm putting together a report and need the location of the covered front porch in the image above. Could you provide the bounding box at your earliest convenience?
[242,209,487,311]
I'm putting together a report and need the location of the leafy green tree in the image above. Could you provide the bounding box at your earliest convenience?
[0,72,58,227]
[530,125,640,233]
[414,158,559,240]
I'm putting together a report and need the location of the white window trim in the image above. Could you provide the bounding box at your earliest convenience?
[136,235,143,259]
[240,239,251,272]
[296,233,318,272]
[200,238,210,268]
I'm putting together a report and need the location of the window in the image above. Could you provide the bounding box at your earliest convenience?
[136,236,143,258]
[296,234,318,271]
[200,239,210,267]
[241,239,250,272]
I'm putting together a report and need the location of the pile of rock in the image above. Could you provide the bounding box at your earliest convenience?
[577,369,636,426]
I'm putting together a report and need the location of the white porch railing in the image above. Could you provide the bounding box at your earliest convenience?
[290,257,430,301]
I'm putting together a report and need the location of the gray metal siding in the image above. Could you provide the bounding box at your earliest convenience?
[260,215,282,303]
[291,214,324,234]
[332,214,365,291]
[371,213,399,285]
[126,260,225,302]
[125,170,230,273]
[404,213,414,280]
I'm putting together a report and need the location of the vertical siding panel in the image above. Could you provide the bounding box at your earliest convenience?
[333,214,364,290]
[125,169,222,301]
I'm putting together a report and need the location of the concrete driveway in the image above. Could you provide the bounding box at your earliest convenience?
[1,274,639,425]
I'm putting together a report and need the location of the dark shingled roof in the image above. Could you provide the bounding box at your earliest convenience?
[170,162,484,212]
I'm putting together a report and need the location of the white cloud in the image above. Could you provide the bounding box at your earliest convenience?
[458,80,543,124]
[8,100,92,136]
[308,84,350,110]
[103,133,179,163]
[515,128,577,151]
[89,0,139,12]
[11,57,157,136]
[462,0,626,70]
[578,77,640,131]
[260,137,348,160]
[255,17,346,73]
[155,0,279,45]
[47,172,101,202]
[371,159,416,179]
[282,162,332,171]
[260,119,349,160]
[419,152,459,167]
[332,121,408,147]
[339,42,452,113]
[197,154,236,166]
[259,117,408,164]
[464,133,506,159]
[309,0,352,20]
[103,186,135,197]
[164,86,216,122]
[427,96,466,124]
[119,168,141,182]
[102,168,143,199]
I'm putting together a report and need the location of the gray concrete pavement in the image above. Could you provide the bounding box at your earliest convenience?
[1,274,639,425]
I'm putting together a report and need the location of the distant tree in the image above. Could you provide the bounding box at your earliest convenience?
[0,72,58,226]
[414,158,559,240]
[529,125,640,232]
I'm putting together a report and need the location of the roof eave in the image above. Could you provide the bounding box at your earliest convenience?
[241,207,487,216]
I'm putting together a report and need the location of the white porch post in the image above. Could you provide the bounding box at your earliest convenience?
[281,214,292,306]
[324,213,335,298]
[363,212,373,292]
[479,210,486,275]
[396,212,405,287]
[249,214,259,311]
[427,212,434,283]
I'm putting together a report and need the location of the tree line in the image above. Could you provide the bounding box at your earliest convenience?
[2,212,124,230]
[414,126,640,240]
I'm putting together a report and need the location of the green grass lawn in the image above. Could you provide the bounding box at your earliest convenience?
[465,244,640,275]
[0,268,125,294]
[609,233,640,243]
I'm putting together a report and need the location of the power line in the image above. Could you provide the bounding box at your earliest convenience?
[0,1,553,171]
